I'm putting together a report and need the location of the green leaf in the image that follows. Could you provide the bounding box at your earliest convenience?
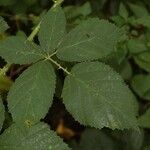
[71,128,119,150]
[57,18,123,62]
[134,55,150,72]
[38,6,66,53]
[133,16,150,29]
[0,123,70,150]
[62,62,138,129]
[119,3,128,20]
[121,129,144,150]
[131,74,150,101]
[120,61,132,81]
[8,61,56,126]
[138,108,150,128]
[128,3,148,18]
[127,39,148,54]
[0,97,4,130]
[64,2,91,19]
[0,36,43,64]
[0,16,9,33]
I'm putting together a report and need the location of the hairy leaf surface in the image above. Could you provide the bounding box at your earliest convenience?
[0,123,70,150]
[0,36,43,64]
[39,6,66,53]
[57,18,123,62]
[62,62,138,129]
[8,61,56,126]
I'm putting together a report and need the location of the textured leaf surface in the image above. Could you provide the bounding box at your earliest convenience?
[0,123,70,150]
[0,97,4,130]
[131,74,150,101]
[0,16,9,33]
[0,36,43,64]
[62,62,138,129]
[57,18,123,62]
[8,61,56,126]
[39,6,66,53]
[138,108,150,128]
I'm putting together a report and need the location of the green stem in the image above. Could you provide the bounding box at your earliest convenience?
[52,0,64,8]
[46,56,71,75]
[27,22,41,41]
[27,0,64,42]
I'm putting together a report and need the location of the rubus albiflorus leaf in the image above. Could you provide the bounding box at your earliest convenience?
[38,6,66,53]
[0,123,70,150]
[0,97,4,130]
[8,61,56,126]
[0,16,9,33]
[57,18,123,62]
[138,108,150,128]
[131,74,150,101]
[62,62,138,129]
[0,36,43,64]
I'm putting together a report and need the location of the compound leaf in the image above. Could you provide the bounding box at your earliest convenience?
[8,61,56,126]
[0,36,43,64]
[57,18,123,62]
[0,123,70,150]
[38,6,66,53]
[0,97,4,130]
[62,62,138,129]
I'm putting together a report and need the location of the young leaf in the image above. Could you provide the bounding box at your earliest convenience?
[8,61,56,126]
[138,108,150,128]
[62,62,138,130]
[0,36,43,64]
[0,123,70,150]
[38,6,66,53]
[0,97,4,130]
[57,18,123,62]
[0,16,9,33]
[131,74,150,101]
